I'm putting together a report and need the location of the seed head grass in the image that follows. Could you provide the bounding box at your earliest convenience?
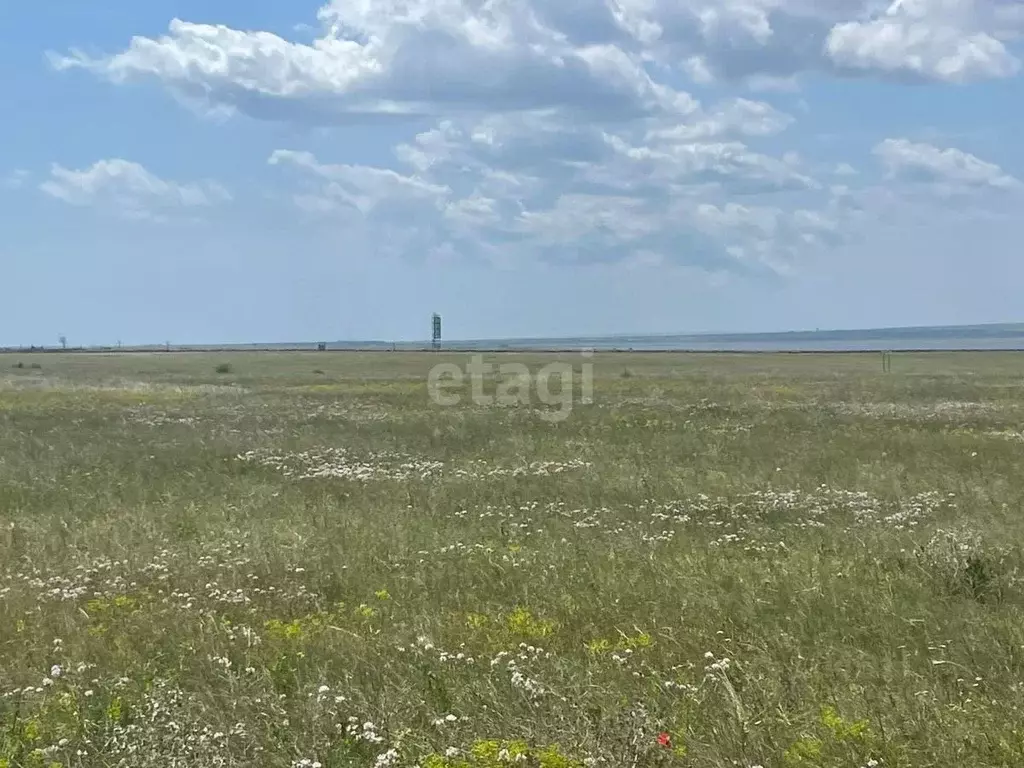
[1,351,1024,767]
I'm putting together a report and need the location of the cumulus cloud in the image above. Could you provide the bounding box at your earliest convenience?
[48,8,695,121]
[689,201,851,273]
[269,150,448,211]
[392,107,811,198]
[593,134,816,195]
[646,97,794,142]
[44,0,1022,273]
[612,0,1023,83]
[266,108,839,273]
[49,0,1024,128]
[874,138,1020,192]
[40,159,231,220]
[826,0,1020,83]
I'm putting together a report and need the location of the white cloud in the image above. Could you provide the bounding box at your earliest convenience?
[690,200,850,273]
[593,133,817,195]
[610,0,1023,83]
[267,109,837,274]
[49,0,1024,128]
[49,9,695,121]
[40,159,231,220]
[646,98,794,142]
[268,149,449,215]
[388,107,811,197]
[873,138,1020,192]
[826,0,1020,83]
[44,0,1023,275]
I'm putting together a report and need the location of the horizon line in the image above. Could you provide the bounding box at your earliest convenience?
[4,320,1024,350]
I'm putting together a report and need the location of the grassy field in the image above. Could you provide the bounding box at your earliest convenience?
[2,350,1024,768]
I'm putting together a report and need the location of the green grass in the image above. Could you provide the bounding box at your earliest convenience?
[2,351,1024,767]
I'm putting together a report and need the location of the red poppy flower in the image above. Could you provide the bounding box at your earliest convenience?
[657,732,672,748]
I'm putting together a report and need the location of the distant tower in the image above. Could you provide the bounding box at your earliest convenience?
[432,313,442,351]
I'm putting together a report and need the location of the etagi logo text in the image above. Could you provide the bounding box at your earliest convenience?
[427,352,594,423]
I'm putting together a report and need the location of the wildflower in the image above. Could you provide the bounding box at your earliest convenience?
[657,732,672,748]
[50,664,63,678]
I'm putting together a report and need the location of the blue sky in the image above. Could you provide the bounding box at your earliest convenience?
[4,0,1024,345]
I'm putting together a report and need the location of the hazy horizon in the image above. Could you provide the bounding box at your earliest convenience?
[9,320,1024,352]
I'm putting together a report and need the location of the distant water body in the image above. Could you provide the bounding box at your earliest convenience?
[455,336,1024,352]
[69,324,1024,353]
[253,324,1024,353]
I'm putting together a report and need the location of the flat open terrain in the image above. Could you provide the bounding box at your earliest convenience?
[2,351,1024,768]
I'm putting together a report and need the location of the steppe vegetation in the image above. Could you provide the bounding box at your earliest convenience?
[2,351,1024,768]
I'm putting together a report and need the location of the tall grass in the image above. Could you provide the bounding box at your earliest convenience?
[1,352,1023,767]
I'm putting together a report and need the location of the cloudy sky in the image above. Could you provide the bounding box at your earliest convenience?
[3,0,1024,345]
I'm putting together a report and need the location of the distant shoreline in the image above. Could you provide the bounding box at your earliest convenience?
[5,346,1024,355]
[5,321,1024,354]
